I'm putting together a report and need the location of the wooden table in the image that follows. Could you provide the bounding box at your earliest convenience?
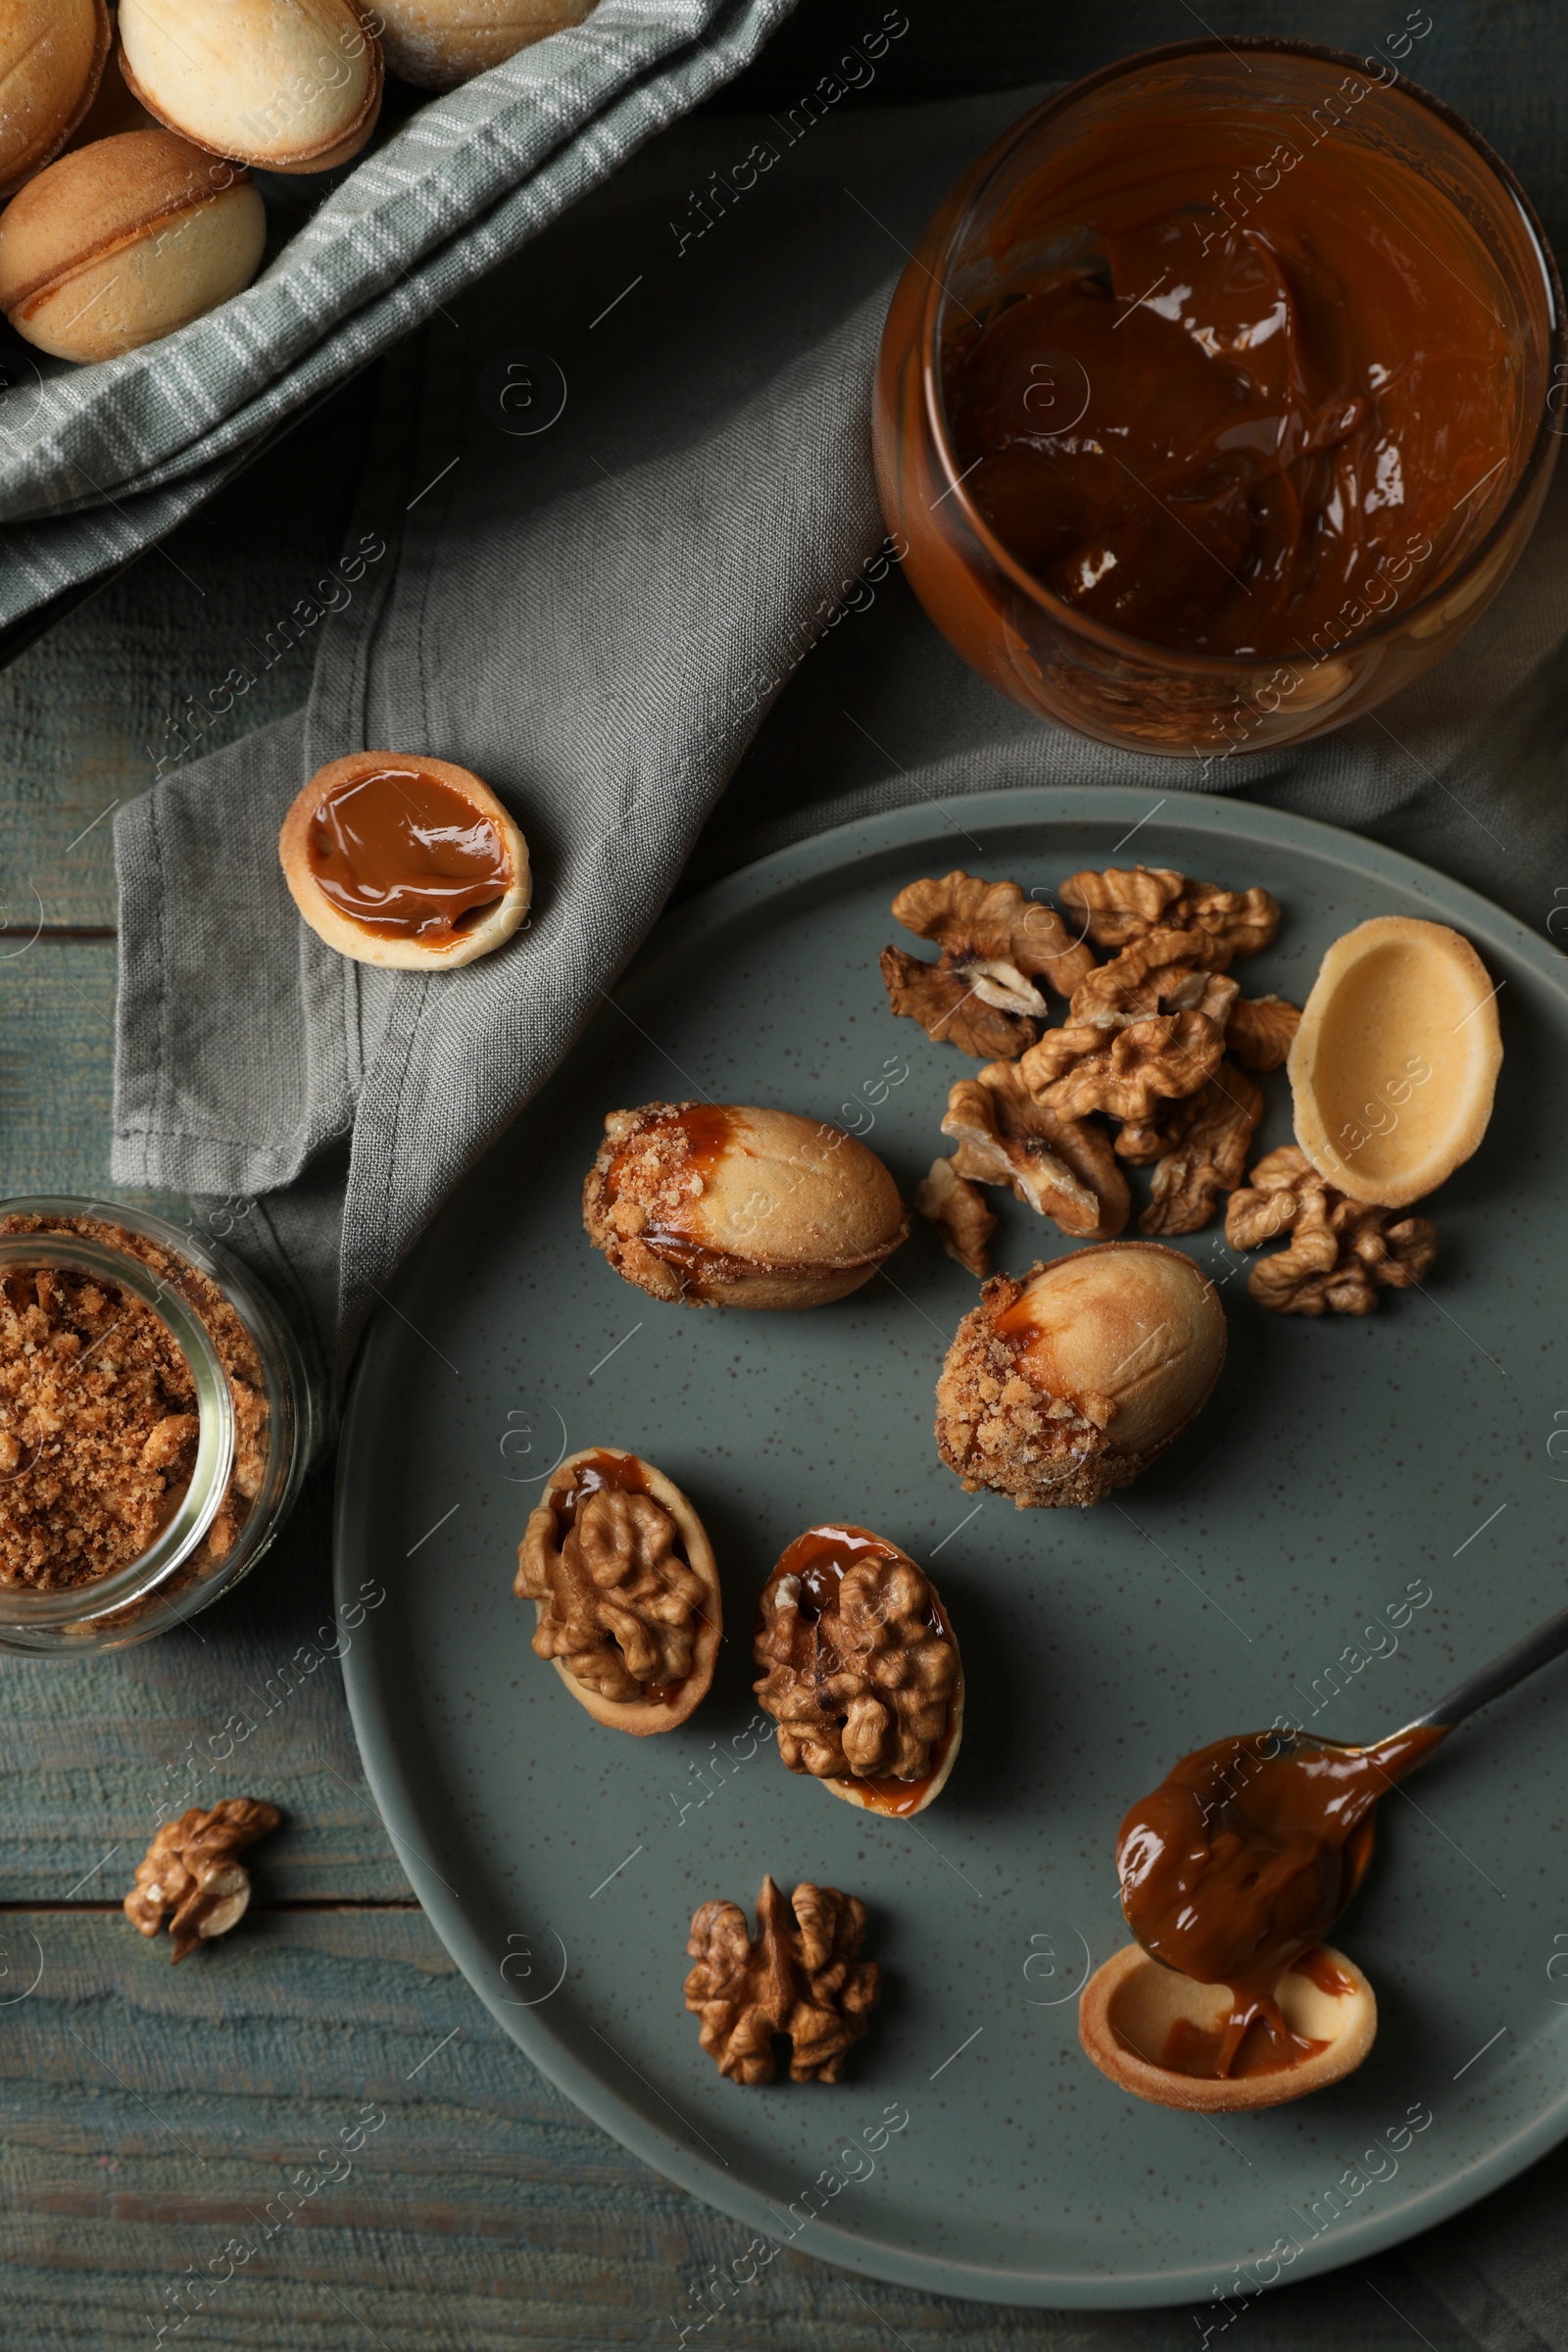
[0,10,1490,2344]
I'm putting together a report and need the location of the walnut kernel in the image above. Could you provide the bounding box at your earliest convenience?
[1019,1008,1225,1125]
[684,1874,881,2083]
[124,1797,280,1963]
[1139,1062,1263,1237]
[941,1059,1130,1241]
[880,869,1096,1058]
[1057,865,1280,960]
[1226,994,1301,1071]
[1225,1146,1437,1315]
[914,1155,996,1277]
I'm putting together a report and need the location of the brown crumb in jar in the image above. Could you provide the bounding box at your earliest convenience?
[0,1216,270,1594]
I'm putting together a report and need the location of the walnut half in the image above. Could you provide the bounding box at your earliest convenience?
[1139,1061,1264,1237]
[684,1874,882,2083]
[516,1448,721,1733]
[914,1154,997,1277]
[1057,864,1280,961]
[941,1058,1130,1241]
[753,1525,962,1815]
[124,1798,280,1964]
[881,869,1097,1058]
[1225,1146,1438,1315]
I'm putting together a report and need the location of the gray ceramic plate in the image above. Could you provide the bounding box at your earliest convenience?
[337,786,1568,2309]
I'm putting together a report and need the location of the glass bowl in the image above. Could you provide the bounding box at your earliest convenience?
[0,1199,317,1653]
[873,38,1565,759]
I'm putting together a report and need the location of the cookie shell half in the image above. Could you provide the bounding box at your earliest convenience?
[1079,1939,1377,2113]
[279,751,531,970]
[1289,915,1503,1206]
[0,0,111,198]
[515,1447,721,1736]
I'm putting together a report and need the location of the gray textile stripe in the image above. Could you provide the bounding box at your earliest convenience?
[0,0,797,623]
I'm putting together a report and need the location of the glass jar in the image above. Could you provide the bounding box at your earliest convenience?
[0,1198,317,1653]
[874,38,1566,758]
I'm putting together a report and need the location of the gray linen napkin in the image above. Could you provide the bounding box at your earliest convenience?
[0,0,796,628]
[112,65,1568,2348]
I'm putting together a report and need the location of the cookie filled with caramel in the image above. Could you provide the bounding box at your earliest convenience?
[279,751,530,968]
[935,1241,1226,1507]
[583,1102,907,1309]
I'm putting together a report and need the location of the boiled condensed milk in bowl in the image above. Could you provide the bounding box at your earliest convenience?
[875,38,1565,755]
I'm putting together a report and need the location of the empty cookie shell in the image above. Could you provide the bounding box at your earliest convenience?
[935,1241,1227,1508]
[0,131,265,363]
[583,1103,908,1309]
[279,752,531,969]
[753,1525,963,1816]
[119,0,383,174]
[377,0,594,91]
[1079,1940,1377,2112]
[1289,916,1503,1206]
[0,0,110,198]
[515,1447,721,1735]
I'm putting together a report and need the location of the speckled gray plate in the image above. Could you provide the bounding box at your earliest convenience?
[336,786,1568,2309]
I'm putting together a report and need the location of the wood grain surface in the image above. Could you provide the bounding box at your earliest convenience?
[0,3,1500,2342]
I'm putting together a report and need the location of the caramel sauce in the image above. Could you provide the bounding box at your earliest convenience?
[306,765,510,944]
[766,1524,955,1815]
[1117,1723,1446,2077]
[941,110,1516,658]
[1294,1943,1356,1997]
[549,1449,687,1705]
[607,1105,743,1276]
[1156,1943,1353,2078]
[1160,2007,1329,2081]
[547,1446,654,1538]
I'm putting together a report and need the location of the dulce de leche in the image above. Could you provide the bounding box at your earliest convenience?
[306,763,511,944]
[941,114,1517,658]
[1115,1722,1446,2078]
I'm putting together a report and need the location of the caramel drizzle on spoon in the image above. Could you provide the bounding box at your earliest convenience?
[1116,1723,1446,2078]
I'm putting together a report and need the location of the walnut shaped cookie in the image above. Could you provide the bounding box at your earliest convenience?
[935,1243,1226,1508]
[1287,915,1502,1206]
[1079,1940,1377,2113]
[583,1102,906,1310]
[515,1448,721,1734]
[753,1525,962,1816]
[684,1874,881,2083]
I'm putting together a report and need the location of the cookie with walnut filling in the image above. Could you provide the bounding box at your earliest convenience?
[753,1524,962,1816]
[515,1447,720,1734]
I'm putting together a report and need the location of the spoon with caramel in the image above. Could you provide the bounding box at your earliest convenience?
[1115,1601,1568,2080]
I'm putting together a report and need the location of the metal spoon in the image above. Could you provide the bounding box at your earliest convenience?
[1285,1598,1568,1899]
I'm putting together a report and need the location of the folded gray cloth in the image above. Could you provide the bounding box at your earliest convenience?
[0,0,796,628]
[113,44,949,1380]
[112,51,1568,2349]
